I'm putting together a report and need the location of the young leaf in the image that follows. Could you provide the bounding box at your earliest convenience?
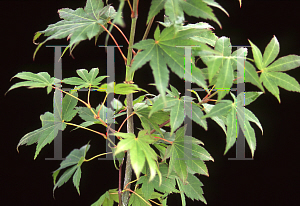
[53,144,90,195]
[62,68,107,89]
[262,35,279,67]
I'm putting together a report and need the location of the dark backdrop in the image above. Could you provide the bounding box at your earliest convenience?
[1,0,300,205]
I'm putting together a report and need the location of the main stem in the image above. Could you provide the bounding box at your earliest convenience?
[122,0,138,205]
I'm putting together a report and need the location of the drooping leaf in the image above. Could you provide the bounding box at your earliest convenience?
[53,144,90,195]
[33,0,117,58]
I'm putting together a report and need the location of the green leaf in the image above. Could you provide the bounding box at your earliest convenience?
[184,102,207,130]
[62,68,107,89]
[202,0,229,17]
[33,1,117,58]
[6,72,59,95]
[170,100,184,135]
[266,55,300,72]
[262,35,279,67]
[147,0,166,24]
[214,36,232,57]
[115,131,161,182]
[53,144,90,195]
[186,158,209,176]
[91,189,119,206]
[62,90,78,121]
[149,95,177,117]
[202,100,232,119]
[177,174,207,204]
[261,71,300,103]
[224,106,237,155]
[249,39,263,70]
[244,61,265,92]
[73,167,82,195]
[202,103,227,134]
[130,25,208,101]
[179,0,222,28]
[237,92,263,107]
[244,108,263,135]
[215,58,234,100]
[260,71,280,102]
[56,144,90,171]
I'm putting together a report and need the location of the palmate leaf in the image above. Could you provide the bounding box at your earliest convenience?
[114,130,162,183]
[62,68,107,89]
[130,25,208,102]
[248,36,300,102]
[224,92,263,156]
[168,127,213,183]
[52,143,90,196]
[33,0,117,59]
[16,112,65,159]
[6,71,60,95]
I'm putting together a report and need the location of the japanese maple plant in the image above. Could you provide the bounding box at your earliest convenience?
[6,0,300,205]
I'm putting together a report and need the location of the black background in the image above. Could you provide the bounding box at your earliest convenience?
[1,0,300,205]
